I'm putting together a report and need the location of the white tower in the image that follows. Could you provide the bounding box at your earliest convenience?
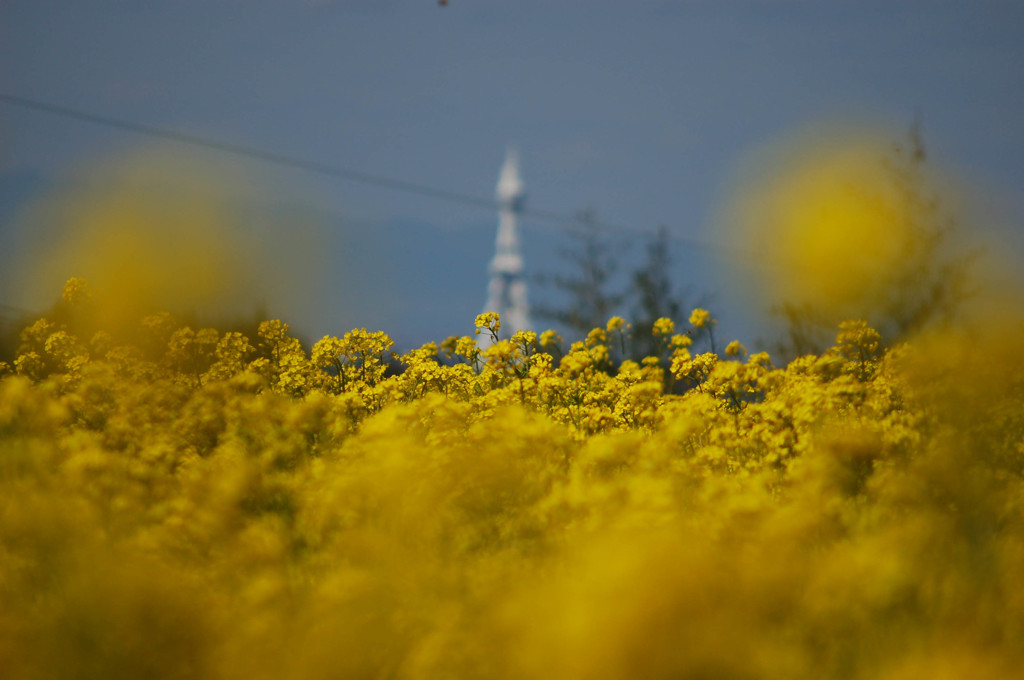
[481,145,531,343]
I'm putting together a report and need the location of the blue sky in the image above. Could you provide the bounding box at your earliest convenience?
[2,1,1023,348]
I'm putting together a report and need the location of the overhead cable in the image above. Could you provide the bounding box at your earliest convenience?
[0,91,726,252]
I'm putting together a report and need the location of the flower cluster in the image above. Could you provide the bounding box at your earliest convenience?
[2,279,1023,679]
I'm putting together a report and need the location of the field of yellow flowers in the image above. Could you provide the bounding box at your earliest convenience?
[2,274,1023,679]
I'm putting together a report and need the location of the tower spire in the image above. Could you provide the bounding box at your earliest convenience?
[481,145,530,344]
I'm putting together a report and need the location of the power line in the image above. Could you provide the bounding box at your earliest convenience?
[0,91,727,253]
[0,92,499,208]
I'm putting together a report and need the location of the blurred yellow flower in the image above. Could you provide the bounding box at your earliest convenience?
[725,340,746,357]
[721,126,930,319]
[61,277,93,306]
[689,308,711,329]
[2,276,1023,680]
[652,317,674,336]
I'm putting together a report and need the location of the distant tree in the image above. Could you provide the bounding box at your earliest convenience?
[875,119,975,338]
[769,301,833,360]
[534,213,714,365]
[533,210,626,340]
[628,226,688,360]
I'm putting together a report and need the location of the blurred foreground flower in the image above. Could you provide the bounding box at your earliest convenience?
[721,122,974,355]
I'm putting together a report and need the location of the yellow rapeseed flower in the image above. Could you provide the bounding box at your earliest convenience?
[689,308,711,329]
[61,277,93,306]
[725,340,746,357]
[652,317,675,336]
